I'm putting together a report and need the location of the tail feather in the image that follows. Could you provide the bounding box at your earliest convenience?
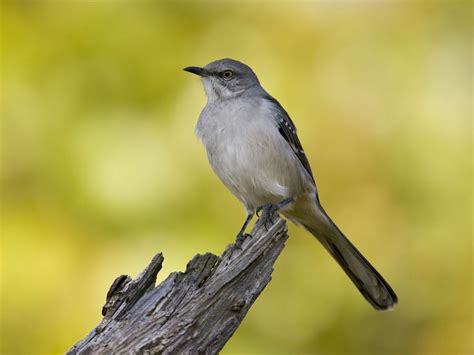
[300,204,398,311]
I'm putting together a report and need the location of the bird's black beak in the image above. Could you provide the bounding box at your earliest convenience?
[183,66,209,77]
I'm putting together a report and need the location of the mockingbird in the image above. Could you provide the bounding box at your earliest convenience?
[184,58,397,311]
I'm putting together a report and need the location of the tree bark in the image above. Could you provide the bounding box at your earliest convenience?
[68,214,288,354]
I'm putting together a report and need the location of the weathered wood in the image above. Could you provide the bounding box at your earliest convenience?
[68,214,288,354]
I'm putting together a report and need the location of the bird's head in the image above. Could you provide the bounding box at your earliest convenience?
[184,58,260,101]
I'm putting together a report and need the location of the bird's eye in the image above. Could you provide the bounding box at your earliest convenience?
[220,70,234,80]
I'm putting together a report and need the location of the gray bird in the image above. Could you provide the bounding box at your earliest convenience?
[184,58,397,311]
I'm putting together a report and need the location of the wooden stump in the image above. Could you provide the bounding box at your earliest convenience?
[68,214,288,354]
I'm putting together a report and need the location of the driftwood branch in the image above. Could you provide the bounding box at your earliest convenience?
[68,214,288,354]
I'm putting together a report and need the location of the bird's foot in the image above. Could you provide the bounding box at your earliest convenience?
[234,232,253,250]
[257,204,279,230]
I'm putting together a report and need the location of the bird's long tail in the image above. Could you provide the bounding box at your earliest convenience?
[292,201,398,311]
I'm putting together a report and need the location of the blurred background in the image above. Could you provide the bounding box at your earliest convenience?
[1,1,472,354]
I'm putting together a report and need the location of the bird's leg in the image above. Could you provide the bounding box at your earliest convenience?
[257,197,294,230]
[235,210,254,249]
[257,197,294,229]
[257,197,294,216]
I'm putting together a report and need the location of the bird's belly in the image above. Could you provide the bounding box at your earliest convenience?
[207,133,306,209]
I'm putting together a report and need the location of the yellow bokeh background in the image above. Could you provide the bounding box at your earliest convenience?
[1,1,472,354]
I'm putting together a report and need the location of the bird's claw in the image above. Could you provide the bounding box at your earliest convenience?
[257,204,278,230]
[235,232,252,249]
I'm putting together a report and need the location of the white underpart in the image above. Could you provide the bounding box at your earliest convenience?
[196,90,314,210]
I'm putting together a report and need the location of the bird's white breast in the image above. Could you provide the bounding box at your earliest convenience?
[196,98,308,209]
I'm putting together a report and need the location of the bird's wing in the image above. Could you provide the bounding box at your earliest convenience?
[263,94,315,185]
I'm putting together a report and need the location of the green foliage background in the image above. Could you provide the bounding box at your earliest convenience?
[1,1,472,354]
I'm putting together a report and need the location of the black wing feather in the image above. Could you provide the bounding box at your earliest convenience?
[263,94,315,184]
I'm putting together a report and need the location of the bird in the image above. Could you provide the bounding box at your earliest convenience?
[183,58,398,311]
